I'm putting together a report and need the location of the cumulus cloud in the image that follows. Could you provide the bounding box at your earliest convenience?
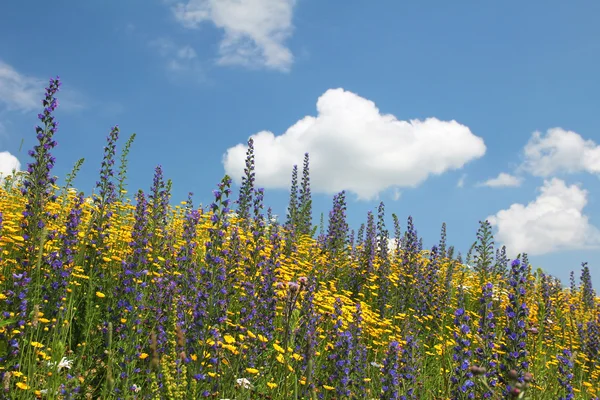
[487,178,600,256]
[223,88,486,200]
[0,151,20,180]
[520,128,600,177]
[171,0,296,71]
[479,172,522,188]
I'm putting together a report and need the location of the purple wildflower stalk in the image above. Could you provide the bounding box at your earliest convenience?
[296,276,319,397]
[398,216,420,313]
[91,126,119,257]
[44,193,84,325]
[285,164,299,231]
[474,282,499,397]
[204,175,232,326]
[348,302,368,395]
[255,220,280,341]
[398,334,419,399]
[392,214,401,259]
[350,211,375,298]
[322,298,353,397]
[297,153,312,236]
[580,262,596,312]
[381,341,401,400]
[148,165,170,259]
[325,191,349,258]
[202,176,232,393]
[20,76,61,256]
[236,138,255,226]
[112,190,150,386]
[556,349,575,400]
[451,290,475,399]
[2,78,60,371]
[500,259,530,390]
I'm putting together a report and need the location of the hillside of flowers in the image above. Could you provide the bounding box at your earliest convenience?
[1,77,599,399]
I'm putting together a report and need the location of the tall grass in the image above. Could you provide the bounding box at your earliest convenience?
[0,77,599,399]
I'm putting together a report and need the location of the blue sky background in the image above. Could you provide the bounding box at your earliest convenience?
[1,1,599,289]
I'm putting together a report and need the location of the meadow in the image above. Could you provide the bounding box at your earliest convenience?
[0,77,599,399]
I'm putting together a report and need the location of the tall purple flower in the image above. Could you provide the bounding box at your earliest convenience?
[255,221,280,340]
[500,259,530,390]
[236,138,255,226]
[21,76,61,253]
[398,334,419,399]
[580,262,596,312]
[296,276,319,397]
[381,341,401,400]
[474,282,499,397]
[325,191,349,258]
[451,290,475,399]
[285,164,299,231]
[44,192,84,324]
[112,189,150,384]
[297,153,312,236]
[556,349,574,400]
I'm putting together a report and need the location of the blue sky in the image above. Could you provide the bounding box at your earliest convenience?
[1,1,599,289]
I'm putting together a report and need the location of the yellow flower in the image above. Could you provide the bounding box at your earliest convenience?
[16,382,29,390]
[276,354,285,364]
[95,292,105,298]
[139,353,149,360]
[30,342,44,348]
[267,382,278,389]
[323,385,335,391]
[273,343,285,354]
[245,367,259,375]
[223,335,235,344]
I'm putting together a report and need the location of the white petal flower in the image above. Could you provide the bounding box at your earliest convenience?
[236,377,253,389]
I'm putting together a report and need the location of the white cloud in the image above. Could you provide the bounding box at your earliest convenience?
[0,60,43,112]
[0,59,85,113]
[0,151,20,180]
[487,178,600,256]
[479,172,522,188]
[391,188,401,201]
[457,173,467,188]
[150,38,204,77]
[521,128,600,177]
[223,88,486,200]
[171,0,296,71]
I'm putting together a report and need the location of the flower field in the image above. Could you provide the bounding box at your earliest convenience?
[1,77,599,399]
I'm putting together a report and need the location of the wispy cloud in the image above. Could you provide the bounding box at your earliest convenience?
[0,59,86,113]
[149,38,205,80]
[0,60,43,112]
[457,173,467,188]
[478,172,522,188]
[171,0,296,71]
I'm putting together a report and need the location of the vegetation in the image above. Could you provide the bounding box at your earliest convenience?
[1,77,599,399]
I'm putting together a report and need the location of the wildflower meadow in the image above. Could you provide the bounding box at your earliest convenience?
[1,77,600,399]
